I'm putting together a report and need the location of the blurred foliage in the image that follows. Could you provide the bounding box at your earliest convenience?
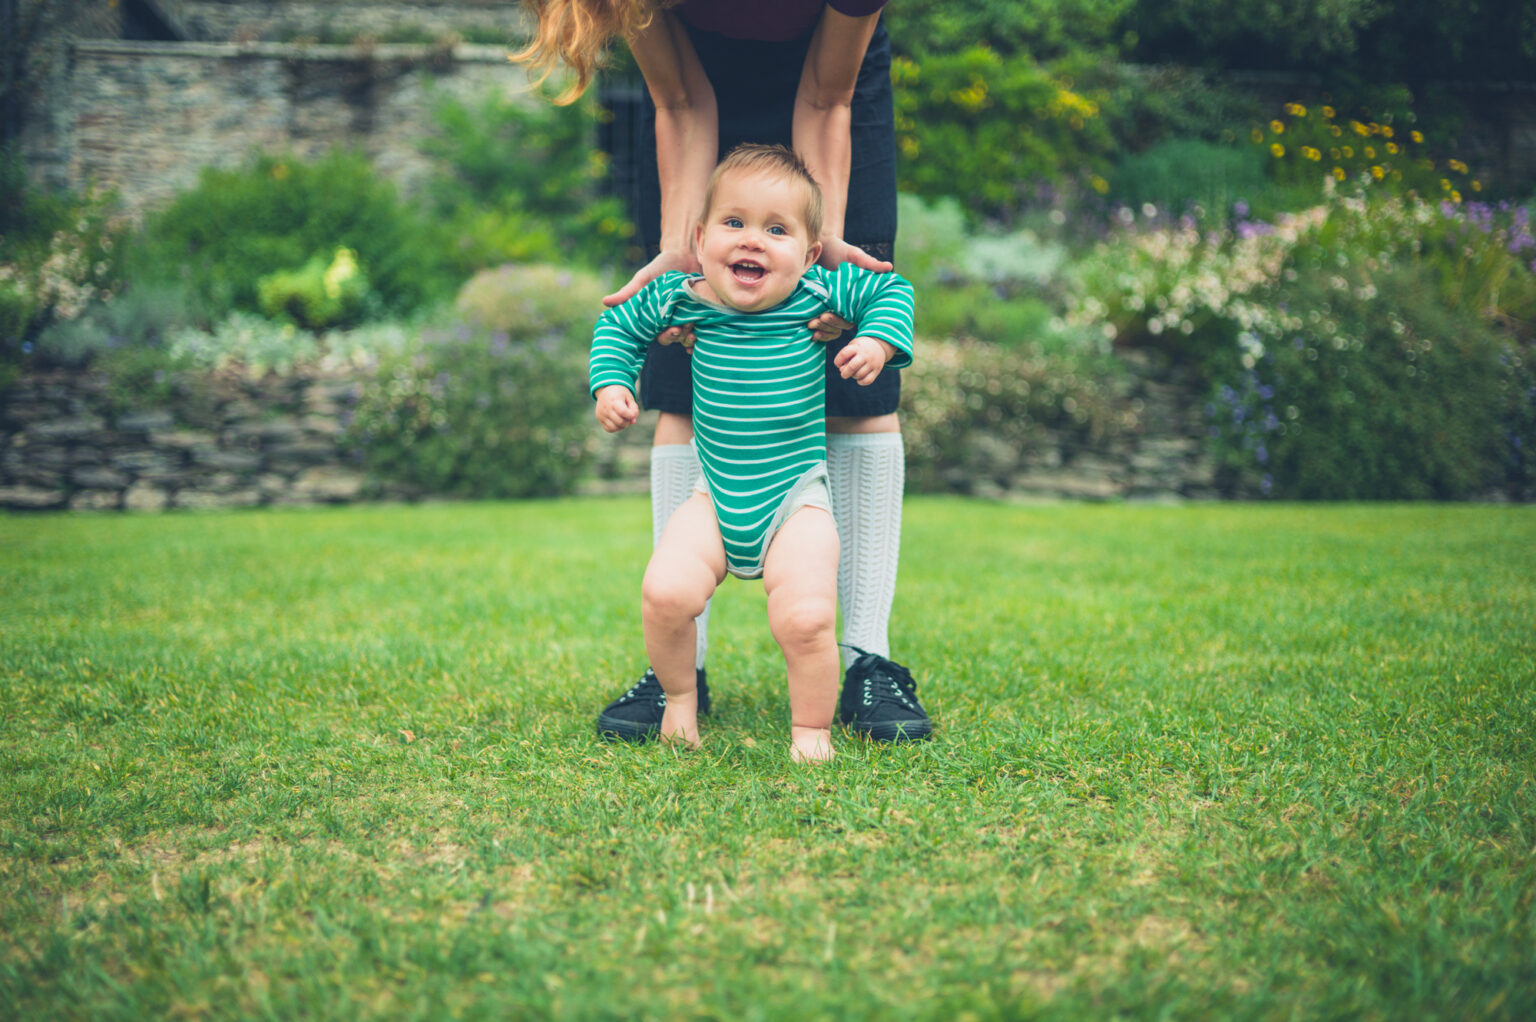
[1069,177,1536,498]
[892,46,1114,221]
[423,89,635,272]
[345,264,602,499]
[0,152,126,360]
[1209,260,1517,499]
[897,193,1068,346]
[130,150,455,322]
[1107,139,1273,218]
[455,263,609,340]
[29,282,208,369]
[256,246,371,331]
[885,0,1134,61]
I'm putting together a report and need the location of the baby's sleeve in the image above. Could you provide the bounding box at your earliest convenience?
[820,264,916,369]
[589,274,681,398]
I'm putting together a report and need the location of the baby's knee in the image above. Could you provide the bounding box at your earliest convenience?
[770,595,836,651]
[642,570,710,624]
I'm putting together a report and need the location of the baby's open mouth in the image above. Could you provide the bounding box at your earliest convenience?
[731,261,766,283]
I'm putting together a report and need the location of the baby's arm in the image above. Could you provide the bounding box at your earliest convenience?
[820,264,916,387]
[589,274,681,428]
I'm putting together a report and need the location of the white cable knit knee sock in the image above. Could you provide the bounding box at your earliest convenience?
[651,444,709,670]
[826,432,905,668]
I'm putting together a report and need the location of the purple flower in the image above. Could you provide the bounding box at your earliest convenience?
[1261,474,1273,495]
[1233,200,1250,218]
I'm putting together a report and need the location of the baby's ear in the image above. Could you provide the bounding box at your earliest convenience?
[805,240,822,269]
[694,222,705,255]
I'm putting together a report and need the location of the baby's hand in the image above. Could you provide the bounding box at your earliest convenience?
[834,336,895,387]
[594,385,639,432]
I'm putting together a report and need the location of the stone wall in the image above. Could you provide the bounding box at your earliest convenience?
[20,38,526,213]
[173,1,521,42]
[0,357,1220,512]
[0,367,372,511]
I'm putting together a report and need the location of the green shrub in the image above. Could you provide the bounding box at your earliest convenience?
[131,149,455,321]
[1106,138,1274,216]
[1208,262,1509,499]
[892,46,1114,221]
[886,0,1133,60]
[1068,184,1536,498]
[423,89,635,272]
[163,313,321,378]
[454,263,608,341]
[256,246,371,330]
[0,152,126,358]
[30,282,209,368]
[345,265,602,499]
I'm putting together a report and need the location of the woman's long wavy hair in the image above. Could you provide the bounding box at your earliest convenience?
[511,0,670,104]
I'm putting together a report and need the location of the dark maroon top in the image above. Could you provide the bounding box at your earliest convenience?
[672,0,889,41]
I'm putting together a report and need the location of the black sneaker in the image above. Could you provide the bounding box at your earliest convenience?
[839,648,933,742]
[596,668,710,743]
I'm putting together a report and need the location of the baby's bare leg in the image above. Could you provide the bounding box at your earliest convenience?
[763,507,841,763]
[642,493,726,748]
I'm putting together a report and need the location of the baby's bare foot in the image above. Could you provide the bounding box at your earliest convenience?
[660,700,701,750]
[790,725,834,763]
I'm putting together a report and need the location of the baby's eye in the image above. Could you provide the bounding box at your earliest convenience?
[724,217,743,228]
[767,225,786,236]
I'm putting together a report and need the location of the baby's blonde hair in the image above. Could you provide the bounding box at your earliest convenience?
[702,144,825,242]
[511,0,673,105]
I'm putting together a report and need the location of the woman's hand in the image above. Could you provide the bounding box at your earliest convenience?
[603,248,701,308]
[808,312,852,343]
[817,235,893,274]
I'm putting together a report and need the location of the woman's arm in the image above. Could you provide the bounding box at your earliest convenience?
[792,8,892,273]
[603,13,719,307]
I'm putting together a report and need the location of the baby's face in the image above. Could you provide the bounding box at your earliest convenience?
[694,169,821,312]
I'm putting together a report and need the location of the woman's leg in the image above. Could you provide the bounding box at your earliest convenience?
[763,507,841,763]
[642,493,726,748]
[825,412,903,664]
[651,413,710,670]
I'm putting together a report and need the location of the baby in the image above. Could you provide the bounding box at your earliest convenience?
[590,144,915,762]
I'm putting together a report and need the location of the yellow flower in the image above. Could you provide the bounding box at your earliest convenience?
[1351,120,1369,136]
[1386,142,1398,155]
[1448,158,1468,174]
[1322,105,1336,119]
[1332,166,1346,181]
[1270,143,1285,158]
[1285,102,1308,117]
[1304,146,1322,161]
[1472,179,1482,192]
[1441,178,1452,191]
[1090,174,1109,194]
[1270,120,1285,134]
[1410,130,1424,144]
[1450,189,1462,203]
[1330,147,1341,160]
[1370,165,1384,180]
[1380,125,1394,139]
[1342,146,1354,159]
[1364,146,1375,159]
[1329,125,1342,138]
[1251,128,1264,144]
[271,163,289,181]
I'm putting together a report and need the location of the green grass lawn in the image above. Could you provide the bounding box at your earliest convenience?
[2,499,1533,1019]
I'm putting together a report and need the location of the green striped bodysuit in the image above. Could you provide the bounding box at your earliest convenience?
[590,265,915,579]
